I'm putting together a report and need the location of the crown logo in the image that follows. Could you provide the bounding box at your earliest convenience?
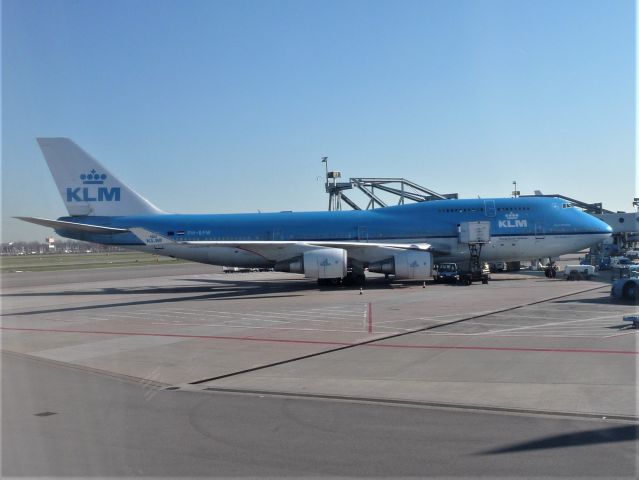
[80,169,107,185]
[505,212,519,220]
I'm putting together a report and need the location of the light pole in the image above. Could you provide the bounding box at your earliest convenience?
[512,180,519,198]
[321,157,328,182]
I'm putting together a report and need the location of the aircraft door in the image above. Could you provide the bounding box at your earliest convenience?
[535,222,545,240]
[357,226,368,242]
[484,200,496,217]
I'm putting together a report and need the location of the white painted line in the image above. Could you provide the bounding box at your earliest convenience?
[134,309,233,318]
[161,310,234,317]
[603,331,639,338]
[470,322,522,328]
[284,308,366,316]
[425,331,609,338]
[490,313,605,322]
[483,315,623,335]
[151,322,198,326]
[145,321,400,334]
[253,310,366,320]
[31,335,186,362]
[373,317,465,325]
[238,317,290,324]
[216,323,376,334]
[246,315,342,324]
[90,312,153,319]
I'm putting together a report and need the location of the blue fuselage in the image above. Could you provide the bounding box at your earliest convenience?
[53,197,612,265]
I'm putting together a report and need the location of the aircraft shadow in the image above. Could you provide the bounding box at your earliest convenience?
[481,425,638,455]
[1,276,412,299]
[1,277,413,317]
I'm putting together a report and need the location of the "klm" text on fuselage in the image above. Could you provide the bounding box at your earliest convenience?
[498,219,528,228]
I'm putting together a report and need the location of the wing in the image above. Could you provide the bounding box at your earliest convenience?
[129,227,432,264]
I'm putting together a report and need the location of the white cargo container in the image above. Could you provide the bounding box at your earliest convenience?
[459,221,491,244]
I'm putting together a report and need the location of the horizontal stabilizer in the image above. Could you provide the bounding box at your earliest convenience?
[15,217,129,234]
[129,227,175,246]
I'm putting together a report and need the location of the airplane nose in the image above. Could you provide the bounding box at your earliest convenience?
[589,215,613,236]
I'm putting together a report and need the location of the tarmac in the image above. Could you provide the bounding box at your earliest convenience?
[2,261,638,476]
[2,261,637,419]
[4,351,637,477]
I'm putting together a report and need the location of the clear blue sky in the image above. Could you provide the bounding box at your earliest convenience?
[2,0,635,242]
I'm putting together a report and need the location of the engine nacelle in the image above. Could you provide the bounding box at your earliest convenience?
[368,251,433,280]
[275,248,347,279]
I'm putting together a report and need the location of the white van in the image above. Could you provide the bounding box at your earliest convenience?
[610,256,633,269]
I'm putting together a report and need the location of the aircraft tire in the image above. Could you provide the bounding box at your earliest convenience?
[623,282,638,300]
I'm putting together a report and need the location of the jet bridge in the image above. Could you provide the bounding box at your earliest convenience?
[522,193,613,214]
[325,172,458,211]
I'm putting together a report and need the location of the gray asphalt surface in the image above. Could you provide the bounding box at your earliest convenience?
[1,262,218,289]
[3,352,637,478]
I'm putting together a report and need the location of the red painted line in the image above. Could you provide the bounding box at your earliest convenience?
[2,326,637,355]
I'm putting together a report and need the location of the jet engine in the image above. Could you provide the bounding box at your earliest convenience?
[275,248,347,279]
[368,251,433,280]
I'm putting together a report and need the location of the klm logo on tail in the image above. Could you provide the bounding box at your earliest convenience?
[66,170,121,202]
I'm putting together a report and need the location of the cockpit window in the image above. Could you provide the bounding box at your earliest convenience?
[562,203,573,208]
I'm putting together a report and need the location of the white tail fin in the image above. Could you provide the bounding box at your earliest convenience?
[37,138,164,216]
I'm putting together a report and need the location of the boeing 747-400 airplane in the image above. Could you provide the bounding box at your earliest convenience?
[18,138,612,284]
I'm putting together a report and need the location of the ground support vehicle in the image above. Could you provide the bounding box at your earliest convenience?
[458,269,489,285]
[564,265,597,281]
[434,263,460,283]
[457,260,490,286]
[611,275,639,301]
[610,257,633,269]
